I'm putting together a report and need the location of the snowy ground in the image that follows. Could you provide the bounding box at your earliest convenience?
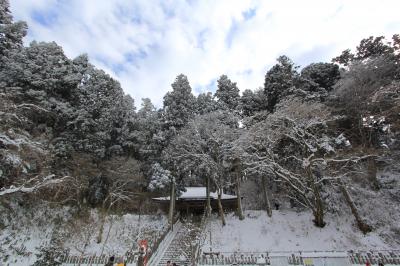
[63,210,168,256]
[202,210,399,253]
[0,203,167,265]
[1,205,398,265]
[0,203,70,265]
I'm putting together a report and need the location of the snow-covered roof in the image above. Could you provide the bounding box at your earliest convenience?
[153,187,237,201]
[181,187,207,199]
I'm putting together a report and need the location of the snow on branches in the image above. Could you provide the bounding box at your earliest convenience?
[148,163,174,191]
[0,174,69,197]
[240,114,374,230]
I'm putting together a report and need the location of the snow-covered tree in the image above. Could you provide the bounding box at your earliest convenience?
[241,112,373,232]
[0,7,141,209]
[215,75,240,112]
[165,111,240,224]
[148,163,178,226]
[1,41,83,99]
[264,55,299,112]
[332,42,399,150]
[0,0,27,60]
[139,97,156,114]
[117,94,137,155]
[148,163,173,191]
[333,35,399,65]
[163,74,196,130]
[243,117,325,225]
[132,98,163,163]
[195,92,217,115]
[300,62,340,91]
[0,174,70,197]
[70,67,130,158]
[240,88,268,117]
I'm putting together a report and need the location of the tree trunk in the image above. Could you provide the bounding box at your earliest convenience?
[206,176,211,216]
[261,176,272,217]
[97,203,109,244]
[172,184,176,216]
[236,173,244,220]
[313,186,325,227]
[217,189,226,226]
[307,166,325,227]
[338,178,372,234]
[359,115,367,147]
[97,209,105,243]
[367,157,379,190]
[312,205,325,228]
[168,182,175,230]
[100,216,114,257]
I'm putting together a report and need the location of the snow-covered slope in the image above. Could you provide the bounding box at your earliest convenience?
[0,203,167,265]
[202,210,399,252]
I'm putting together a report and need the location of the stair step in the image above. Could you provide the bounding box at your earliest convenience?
[150,218,203,266]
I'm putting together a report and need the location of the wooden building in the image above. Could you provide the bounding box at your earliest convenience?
[152,187,238,213]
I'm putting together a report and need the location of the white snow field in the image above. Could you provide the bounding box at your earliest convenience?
[202,210,399,253]
[1,205,399,265]
[0,204,167,265]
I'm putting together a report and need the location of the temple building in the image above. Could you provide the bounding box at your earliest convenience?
[152,187,239,213]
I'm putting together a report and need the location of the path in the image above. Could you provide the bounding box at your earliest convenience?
[148,216,202,266]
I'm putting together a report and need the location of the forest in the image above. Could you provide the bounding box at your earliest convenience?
[1,0,400,259]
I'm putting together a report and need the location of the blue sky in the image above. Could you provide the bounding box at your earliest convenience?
[10,0,400,107]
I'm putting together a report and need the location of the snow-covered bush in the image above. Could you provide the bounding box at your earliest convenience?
[148,163,173,192]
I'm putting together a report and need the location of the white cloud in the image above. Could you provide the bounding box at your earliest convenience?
[9,0,400,107]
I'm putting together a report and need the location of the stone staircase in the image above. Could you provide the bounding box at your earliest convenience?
[148,216,202,266]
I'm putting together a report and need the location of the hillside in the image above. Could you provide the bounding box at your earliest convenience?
[203,209,400,253]
[1,0,400,264]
